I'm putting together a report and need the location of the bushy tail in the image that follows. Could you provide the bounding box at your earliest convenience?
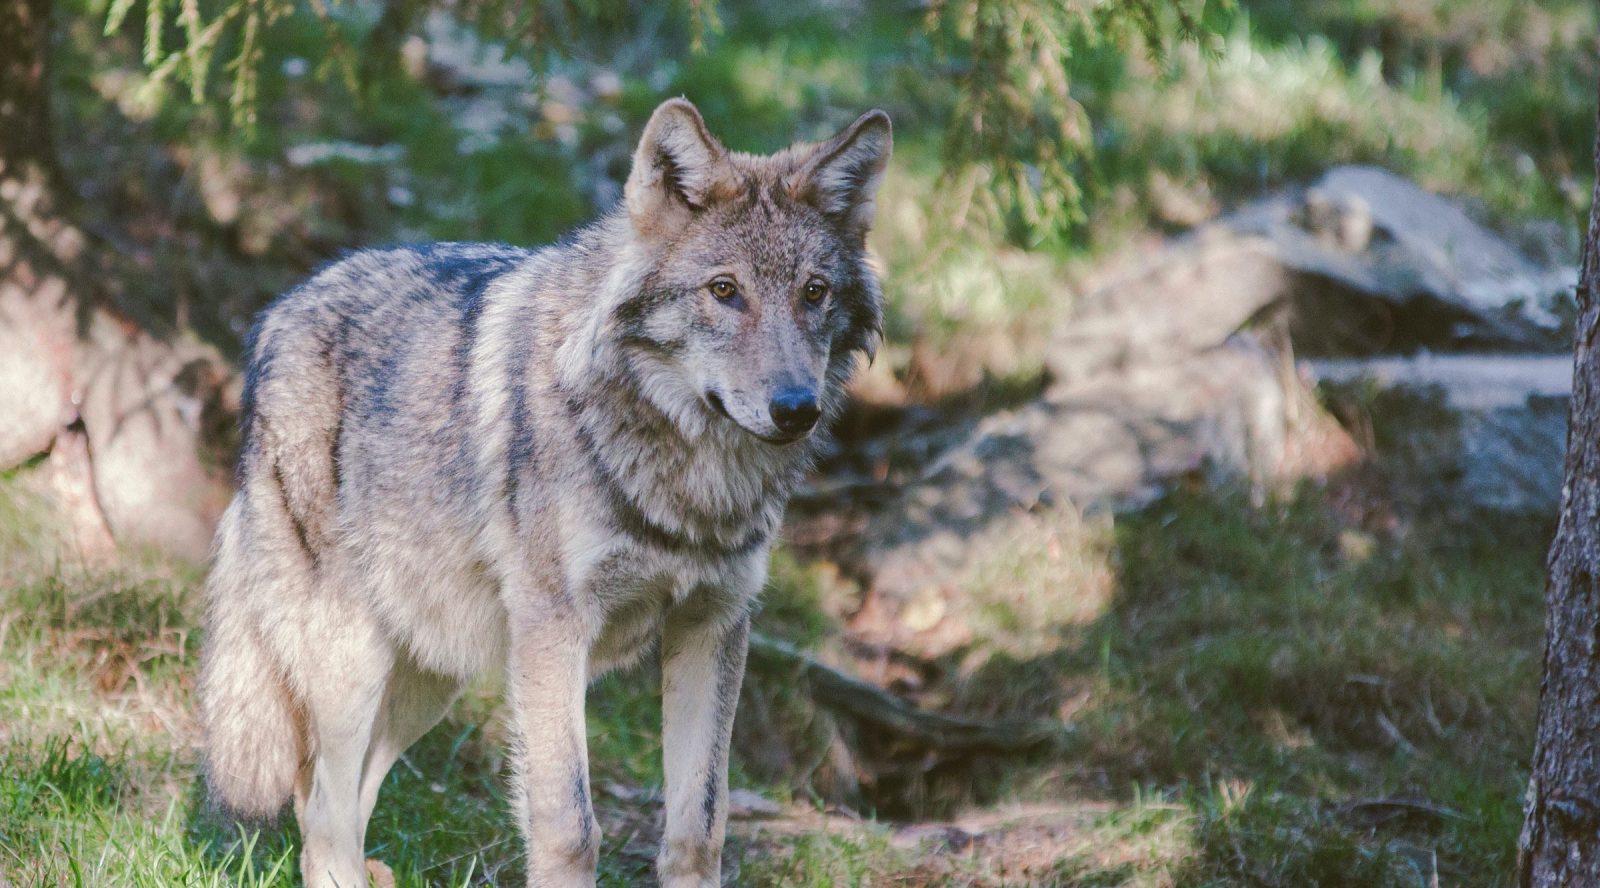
[197,513,304,819]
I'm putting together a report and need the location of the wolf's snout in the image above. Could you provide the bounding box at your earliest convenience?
[769,387,821,437]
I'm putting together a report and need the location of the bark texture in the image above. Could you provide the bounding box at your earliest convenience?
[0,0,233,561]
[1519,86,1600,886]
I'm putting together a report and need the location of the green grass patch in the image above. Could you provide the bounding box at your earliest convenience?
[0,394,1548,886]
[918,481,1545,885]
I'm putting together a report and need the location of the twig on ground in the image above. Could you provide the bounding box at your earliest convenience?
[746,631,1069,754]
[1339,796,1463,823]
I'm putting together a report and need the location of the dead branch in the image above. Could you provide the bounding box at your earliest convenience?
[747,631,1069,754]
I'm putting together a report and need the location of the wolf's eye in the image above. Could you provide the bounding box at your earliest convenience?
[709,279,738,301]
[803,278,830,304]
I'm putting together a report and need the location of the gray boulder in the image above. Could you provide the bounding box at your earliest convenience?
[1229,165,1575,353]
[1312,353,1570,513]
[840,237,1359,636]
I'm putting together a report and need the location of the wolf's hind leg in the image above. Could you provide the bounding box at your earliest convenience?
[357,657,462,837]
[293,609,394,888]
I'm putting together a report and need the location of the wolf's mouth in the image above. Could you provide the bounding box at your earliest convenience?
[704,390,806,445]
[705,390,733,421]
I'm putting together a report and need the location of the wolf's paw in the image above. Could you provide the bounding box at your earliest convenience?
[365,858,396,888]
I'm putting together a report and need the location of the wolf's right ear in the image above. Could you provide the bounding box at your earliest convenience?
[793,110,892,238]
[625,99,730,234]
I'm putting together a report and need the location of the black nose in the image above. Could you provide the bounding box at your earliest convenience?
[769,387,821,437]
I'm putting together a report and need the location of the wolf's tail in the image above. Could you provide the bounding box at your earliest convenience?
[197,506,304,819]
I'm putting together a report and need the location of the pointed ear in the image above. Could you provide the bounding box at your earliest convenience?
[625,99,730,231]
[795,110,892,235]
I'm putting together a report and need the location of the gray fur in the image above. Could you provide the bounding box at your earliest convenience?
[197,99,890,888]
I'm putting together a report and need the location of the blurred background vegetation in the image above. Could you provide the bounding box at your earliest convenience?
[3,0,1597,884]
[58,0,1597,385]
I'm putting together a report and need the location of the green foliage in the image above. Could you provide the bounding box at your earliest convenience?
[962,481,1542,883]
[82,0,1592,350]
[101,0,301,128]
[0,740,297,886]
[99,0,1228,242]
[101,0,665,129]
[924,0,1220,243]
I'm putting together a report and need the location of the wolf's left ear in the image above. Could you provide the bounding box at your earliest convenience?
[795,110,892,236]
[625,98,731,234]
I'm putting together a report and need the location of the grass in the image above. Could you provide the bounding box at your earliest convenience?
[736,829,902,887]
[0,394,1548,885]
[789,478,1541,885]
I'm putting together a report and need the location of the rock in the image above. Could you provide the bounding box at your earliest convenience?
[1228,165,1576,353]
[1452,401,1566,512]
[1315,167,1569,326]
[1301,184,1374,252]
[284,141,405,168]
[890,822,979,852]
[1311,353,1571,410]
[3,155,236,564]
[598,780,657,803]
[419,11,534,90]
[1311,353,1570,512]
[24,420,117,562]
[848,237,1360,625]
[1045,235,1295,385]
[0,272,233,561]
[76,331,233,562]
[0,249,76,469]
[1147,169,1216,228]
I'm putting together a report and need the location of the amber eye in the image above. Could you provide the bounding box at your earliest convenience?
[709,279,738,301]
[803,278,829,304]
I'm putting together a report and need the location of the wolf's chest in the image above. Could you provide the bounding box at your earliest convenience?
[578,549,690,675]
[567,527,764,677]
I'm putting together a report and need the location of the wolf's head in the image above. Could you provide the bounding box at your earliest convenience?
[606,98,890,446]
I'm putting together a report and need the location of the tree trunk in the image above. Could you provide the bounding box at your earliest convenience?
[0,0,233,562]
[1,0,53,172]
[1519,85,1600,886]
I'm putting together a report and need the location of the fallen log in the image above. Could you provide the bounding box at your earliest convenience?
[747,631,1068,754]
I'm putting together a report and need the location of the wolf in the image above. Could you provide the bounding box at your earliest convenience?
[196,97,890,887]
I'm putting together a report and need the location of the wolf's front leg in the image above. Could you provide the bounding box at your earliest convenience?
[507,611,598,887]
[658,603,750,888]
